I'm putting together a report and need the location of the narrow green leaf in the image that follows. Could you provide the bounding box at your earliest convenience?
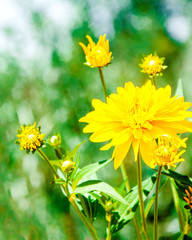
[70,153,80,180]
[74,180,128,205]
[68,140,86,160]
[72,158,112,190]
[175,79,184,98]
[161,170,192,186]
[54,178,65,185]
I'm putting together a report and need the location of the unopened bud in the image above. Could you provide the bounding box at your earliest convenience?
[105,201,113,212]
[49,133,61,147]
[61,160,75,172]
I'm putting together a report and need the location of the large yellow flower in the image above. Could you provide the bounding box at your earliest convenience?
[79,80,192,169]
[141,135,187,168]
[79,34,112,68]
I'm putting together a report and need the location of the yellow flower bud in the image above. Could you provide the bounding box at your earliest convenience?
[49,133,61,147]
[105,201,113,212]
[61,160,75,172]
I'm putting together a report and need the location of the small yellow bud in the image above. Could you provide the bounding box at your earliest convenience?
[49,133,61,147]
[61,160,75,172]
[105,201,113,212]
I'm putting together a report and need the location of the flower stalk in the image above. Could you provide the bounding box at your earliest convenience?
[106,212,112,240]
[37,149,99,240]
[153,165,162,240]
[98,67,108,101]
[98,67,142,239]
[120,162,142,240]
[137,153,150,240]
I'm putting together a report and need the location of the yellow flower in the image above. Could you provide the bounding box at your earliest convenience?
[79,80,192,169]
[16,122,45,153]
[141,135,187,168]
[139,53,167,76]
[184,186,192,210]
[79,34,112,68]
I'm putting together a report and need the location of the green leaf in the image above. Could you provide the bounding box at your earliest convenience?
[161,169,192,186]
[175,79,184,98]
[70,153,80,180]
[72,158,112,190]
[50,160,62,167]
[74,180,128,205]
[68,140,86,160]
[54,178,65,185]
[111,174,157,234]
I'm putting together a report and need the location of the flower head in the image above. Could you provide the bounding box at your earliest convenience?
[142,135,187,168]
[139,53,167,76]
[184,186,192,210]
[79,80,192,169]
[16,122,45,153]
[79,34,112,68]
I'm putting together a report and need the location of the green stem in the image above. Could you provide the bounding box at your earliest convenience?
[120,162,142,240]
[171,179,185,232]
[152,75,157,87]
[98,67,108,101]
[65,186,100,240]
[106,213,112,240]
[145,177,169,218]
[37,149,99,240]
[120,163,131,191]
[153,166,162,240]
[78,194,92,224]
[137,154,150,240]
[37,149,59,177]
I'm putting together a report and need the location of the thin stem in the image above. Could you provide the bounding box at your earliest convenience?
[171,178,185,232]
[153,166,162,240]
[65,186,100,240]
[106,213,112,240]
[137,154,150,240]
[78,194,92,224]
[120,163,131,191]
[37,149,99,240]
[98,67,108,101]
[37,149,59,177]
[145,177,169,218]
[152,75,157,87]
[120,162,142,240]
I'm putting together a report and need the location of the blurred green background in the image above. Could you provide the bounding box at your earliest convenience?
[1,0,192,239]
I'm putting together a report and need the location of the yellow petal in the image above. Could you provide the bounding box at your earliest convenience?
[140,140,156,168]
[79,42,88,55]
[113,138,132,169]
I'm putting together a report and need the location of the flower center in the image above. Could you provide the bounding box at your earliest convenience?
[121,102,153,138]
[28,134,35,141]
[149,60,155,66]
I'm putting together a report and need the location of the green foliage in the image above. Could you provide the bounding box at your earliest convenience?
[72,158,112,190]
[111,174,157,234]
